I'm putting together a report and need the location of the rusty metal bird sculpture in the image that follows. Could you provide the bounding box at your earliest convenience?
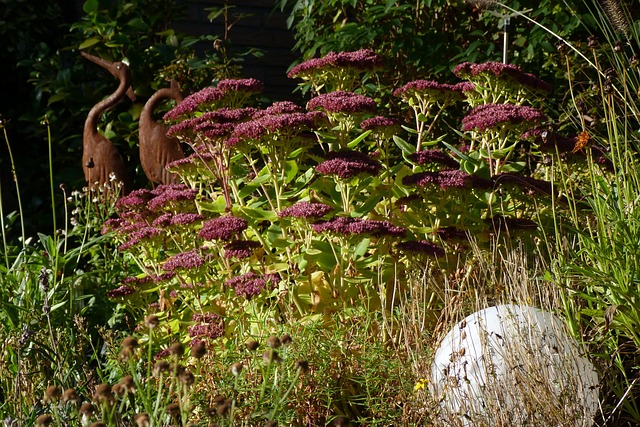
[81,51,135,193]
[139,79,185,185]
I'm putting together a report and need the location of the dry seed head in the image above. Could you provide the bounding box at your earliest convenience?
[62,388,79,404]
[246,339,259,351]
[169,342,185,357]
[144,314,160,329]
[265,421,278,427]
[191,340,207,359]
[166,402,181,417]
[89,423,106,427]
[333,415,350,426]
[178,368,195,386]
[112,382,126,397]
[134,413,151,427]
[121,336,138,350]
[79,402,95,415]
[230,362,243,376]
[263,349,282,364]
[44,385,62,403]
[280,334,292,346]
[295,359,310,373]
[153,360,171,376]
[93,383,114,403]
[120,375,136,394]
[266,335,281,349]
[35,415,53,427]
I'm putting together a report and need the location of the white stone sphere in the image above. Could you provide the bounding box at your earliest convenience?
[430,304,599,426]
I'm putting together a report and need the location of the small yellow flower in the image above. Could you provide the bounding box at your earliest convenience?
[414,378,428,391]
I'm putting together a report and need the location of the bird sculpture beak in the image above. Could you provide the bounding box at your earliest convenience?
[80,51,114,70]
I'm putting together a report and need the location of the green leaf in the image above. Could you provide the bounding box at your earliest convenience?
[347,130,372,148]
[47,92,68,106]
[83,0,99,13]
[78,38,100,49]
[237,206,278,222]
[393,135,415,155]
[284,160,298,184]
[500,162,526,173]
[197,196,227,213]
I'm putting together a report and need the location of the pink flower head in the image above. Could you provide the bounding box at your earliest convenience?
[288,49,383,78]
[163,86,225,121]
[106,285,135,298]
[147,184,197,211]
[316,150,382,179]
[216,78,263,94]
[402,170,491,190]
[393,80,465,102]
[231,111,326,144]
[223,240,261,259]
[453,61,552,94]
[312,216,406,238]
[253,101,303,117]
[409,149,459,169]
[225,272,278,300]
[461,103,546,132]
[198,215,248,241]
[359,116,399,132]
[307,91,376,114]
[279,201,334,219]
[189,312,224,339]
[396,240,445,257]
[163,249,204,272]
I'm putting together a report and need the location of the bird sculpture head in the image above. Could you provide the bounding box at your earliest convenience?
[80,51,136,101]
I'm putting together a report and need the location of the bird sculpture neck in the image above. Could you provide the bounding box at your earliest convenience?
[84,73,132,141]
[141,84,183,123]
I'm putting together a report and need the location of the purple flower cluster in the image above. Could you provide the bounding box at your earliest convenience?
[198,215,248,241]
[188,312,224,340]
[396,240,445,257]
[164,80,263,122]
[409,149,459,169]
[164,87,225,121]
[146,184,198,211]
[106,285,136,298]
[253,101,303,117]
[225,272,279,300]
[315,150,382,179]
[152,213,204,227]
[223,240,261,259]
[453,61,553,93]
[217,78,263,94]
[118,224,162,251]
[359,116,399,131]
[279,201,334,219]
[461,103,546,132]
[307,91,377,114]
[402,170,491,190]
[115,188,153,213]
[312,216,406,238]
[231,111,326,143]
[163,249,204,272]
[288,49,383,78]
[167,107,257,138]
[393,80,467,102]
